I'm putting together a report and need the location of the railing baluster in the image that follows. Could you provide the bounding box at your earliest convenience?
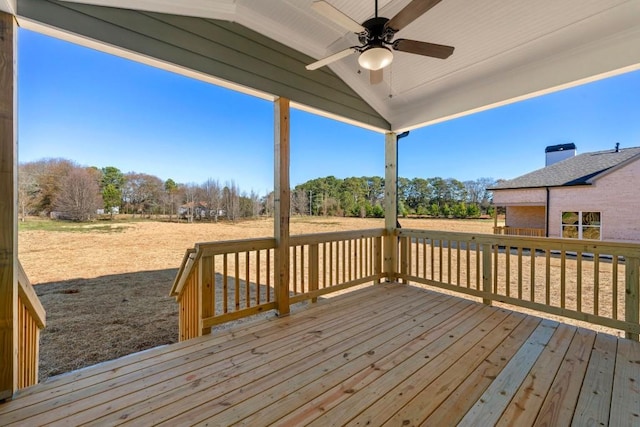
[505,246,510,297]
[235,252,240,311]
[245,252,250,308]
[322,242,327,288]
[625,257,639,340]
[493,244,498,294]
[200,255,214,335]
[560,249,566,309]
[267,249,271,302]
[301,245,305,294]
[545,249,551,305]
[466,241,470,288]
[431,238,435,281]
[348,239,352,282]
[612,255,619,319]
[223,253,228,314]
[375,236,382,282]
[344,240,349,283]
[310,243,319,302]
[256,250,261,305]
[482,243,492,305]
[594,252,600,316]
[439,239,443,283]
[447,239,452,284]
[530,248,536,302]
[360,238,364,279]
[475,242,480,290]
[517,247,523,299]
[577,252,582,312]
[292,246,298,294]
[456,240,461,286]
[329,241,334,286]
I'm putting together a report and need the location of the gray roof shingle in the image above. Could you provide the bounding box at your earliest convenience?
[492,146,640,190]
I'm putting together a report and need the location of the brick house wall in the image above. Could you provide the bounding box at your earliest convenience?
[547,158,640,242]
[505,206,546,229]
[493,188,546,206]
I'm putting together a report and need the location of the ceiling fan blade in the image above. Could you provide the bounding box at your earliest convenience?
[306,48,357,70]
[393,39,454,59]
[312,1,365,33]
[370,69,383,85]
[386,0,443,32]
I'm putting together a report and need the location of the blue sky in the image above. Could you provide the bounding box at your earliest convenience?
[18,29,640,194]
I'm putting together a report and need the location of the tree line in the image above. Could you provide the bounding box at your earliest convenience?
[17,159,260,222]
[292,176,496,218]
[18,158,496,222]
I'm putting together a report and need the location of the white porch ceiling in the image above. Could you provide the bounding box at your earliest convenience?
[5,0,640,132]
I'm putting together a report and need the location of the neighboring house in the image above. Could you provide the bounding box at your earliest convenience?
[179,201,209,219]
[491,143,640,242]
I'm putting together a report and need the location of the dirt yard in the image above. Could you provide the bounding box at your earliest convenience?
[19,216,495,381]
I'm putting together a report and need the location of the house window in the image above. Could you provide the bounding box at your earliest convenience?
[561,211,601,240]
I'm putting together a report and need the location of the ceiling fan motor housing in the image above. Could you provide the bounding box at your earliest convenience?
[359,17,396,47]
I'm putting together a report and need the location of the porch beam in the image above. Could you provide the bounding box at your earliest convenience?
[274,97,290,316]
[383,132,397,281]
[0,10,17,400]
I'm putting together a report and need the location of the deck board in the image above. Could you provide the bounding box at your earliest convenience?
[1,283,638,426]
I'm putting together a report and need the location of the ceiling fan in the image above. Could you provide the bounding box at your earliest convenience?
[306,0,455,84]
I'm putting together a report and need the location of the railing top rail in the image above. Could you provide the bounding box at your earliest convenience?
[398,228,640,256]
[196,237,276,257]
[170,248,196,297]
[17,261,46,329]
[290,228,386,246]
[171,238,277,297]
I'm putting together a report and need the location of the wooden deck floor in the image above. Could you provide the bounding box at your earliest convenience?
[1,284,639,426]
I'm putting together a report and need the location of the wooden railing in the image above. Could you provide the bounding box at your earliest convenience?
[17,262,46,389]
[289,229,385,303]
[171,230,387,341]
[170,239,277,341]
[494,226,545,237]
[173,228,640,341]
[398,229,640,339]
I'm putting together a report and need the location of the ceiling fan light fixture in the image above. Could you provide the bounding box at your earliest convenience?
[358,46,393,70]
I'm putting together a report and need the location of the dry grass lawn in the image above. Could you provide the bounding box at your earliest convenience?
[19,216,494,381]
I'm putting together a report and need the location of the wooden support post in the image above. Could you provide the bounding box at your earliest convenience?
[383,132,397,282]
[274,97,290,316]
[0,11,17,401]
[625,257,639,340]
[199,255,213,336]
[482,243,493,305]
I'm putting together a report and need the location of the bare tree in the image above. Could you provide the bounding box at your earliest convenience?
[223,181,240,222]
[18,164,38,221]
[250,190,261,218]
[291,189,309,215]
[203,178,222,222]
[123,172,164,217]
[54,167,102,221]
[262,192,274,217]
